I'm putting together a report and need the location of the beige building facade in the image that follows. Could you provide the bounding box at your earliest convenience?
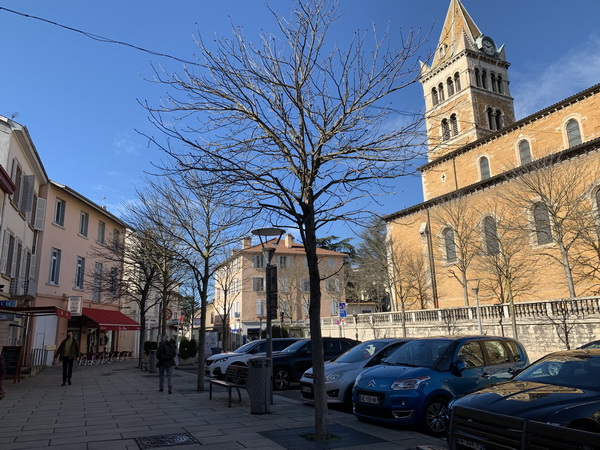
[385,0,600,309]
[211,234,346,346]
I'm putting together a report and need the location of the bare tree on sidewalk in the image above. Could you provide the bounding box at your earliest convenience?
[142,1,426,440]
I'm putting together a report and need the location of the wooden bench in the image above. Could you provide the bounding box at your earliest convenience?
[209,364,249,407]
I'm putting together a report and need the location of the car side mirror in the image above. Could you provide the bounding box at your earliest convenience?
[452,360,466,376]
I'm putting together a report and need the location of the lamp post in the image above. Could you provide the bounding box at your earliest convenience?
[252,227,285,405]
[468,279,483,334]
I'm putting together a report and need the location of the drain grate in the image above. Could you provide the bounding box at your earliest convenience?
[136,432,200,449]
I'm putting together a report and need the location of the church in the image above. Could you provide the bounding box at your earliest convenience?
[384,0,600,310]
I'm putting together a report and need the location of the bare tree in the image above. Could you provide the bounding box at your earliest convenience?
[142,1,425,439]
[213,254,243,352]
[501,154,600,298]
[433,194,480,306]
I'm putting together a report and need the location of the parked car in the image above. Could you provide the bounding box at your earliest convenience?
[272,337,360,390]
[578,340,600,349]
[300,338,411,406]
[205,338,299,379]
[447,348,600,448]
[352,335,528,435]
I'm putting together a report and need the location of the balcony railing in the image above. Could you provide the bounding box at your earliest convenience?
[9,277,37,298]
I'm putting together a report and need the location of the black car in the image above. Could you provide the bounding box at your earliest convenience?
[447,348,600,447]
[271,337,360,390]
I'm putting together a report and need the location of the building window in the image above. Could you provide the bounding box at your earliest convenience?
[278,256,287,268]
[256,300,265,317]
[494,110,502,130]
[479,156,491,180]
[487,107,494,129]
[497,75,503,94]
[49,248,62,284]
[253,254,265,269]
[75,256,85,289]
[1,232,15,276]
[447,77,454,96]
[441,119,450,141]
[326,278,340,292]
[109,267,119,296]
[93,262,103,302]
[518,140,532,165]
[112,229,121,252]
[491,73,497,92]
[438,83,445,101]
[443,227,457,262]
[450,114,458,136]
[454,72,461,91]
[54,198,66,226]
[533,202,552,245]
[327,257,335,270]
[566,119,582,147]
[483,216,500,255]
[301,278,310,292]
[481,70,488,90]
[280,277,289,292]
[329,301,339,316]
[97,221,106,244]
[432,87,438,106]
[475,68,481,87]
[79,211,89,237]
[252,277,264,292]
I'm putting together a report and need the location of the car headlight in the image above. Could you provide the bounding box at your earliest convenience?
[215,356,232,364]
[391,376,430,390]
[325,371,347,382]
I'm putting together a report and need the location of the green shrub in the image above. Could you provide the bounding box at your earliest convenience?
[143,341,158,356]
[188,338,198,359]
[178,338,193,359]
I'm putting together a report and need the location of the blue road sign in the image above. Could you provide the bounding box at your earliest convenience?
[0,300,16,307]
[340,309,347,318]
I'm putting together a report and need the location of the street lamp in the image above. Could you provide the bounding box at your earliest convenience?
[468,279,483,334]
[251,227,285,405]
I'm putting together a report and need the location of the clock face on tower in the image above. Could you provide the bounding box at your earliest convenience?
[477,35,497,56]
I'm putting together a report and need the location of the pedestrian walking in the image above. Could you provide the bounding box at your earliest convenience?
[156,335,177,394]
[54,332,80,386]
[0,351,6,400]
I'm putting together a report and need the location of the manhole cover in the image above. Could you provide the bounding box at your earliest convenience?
[136,432,200,449]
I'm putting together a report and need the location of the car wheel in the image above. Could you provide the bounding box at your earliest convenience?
[273,367,291,391]
[424,397,448,435]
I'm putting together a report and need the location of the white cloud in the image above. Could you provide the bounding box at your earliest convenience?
[513,32,600,118]
[113,132,140,156]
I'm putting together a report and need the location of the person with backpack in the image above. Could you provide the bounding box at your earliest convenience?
[156,335,177,394]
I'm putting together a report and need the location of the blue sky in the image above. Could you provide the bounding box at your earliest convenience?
[0,1,599,240]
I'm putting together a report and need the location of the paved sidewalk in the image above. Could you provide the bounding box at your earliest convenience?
[0,360,447,449]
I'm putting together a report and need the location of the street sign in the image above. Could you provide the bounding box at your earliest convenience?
[166,308,173,320]
[0,300,16,307]
[339,302,346,310]
[340,309,347,318]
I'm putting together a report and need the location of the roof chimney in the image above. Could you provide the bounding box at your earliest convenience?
[285,234,294,248]
[242,237,253,249]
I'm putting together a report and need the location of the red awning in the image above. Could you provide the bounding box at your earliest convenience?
[0,306,71,318]
[82,307,140,331]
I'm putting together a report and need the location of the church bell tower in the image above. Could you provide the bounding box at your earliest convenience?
[420,0,516,160]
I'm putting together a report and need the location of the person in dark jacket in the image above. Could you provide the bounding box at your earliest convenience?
[54,332,80,386]
[156,335,176,394]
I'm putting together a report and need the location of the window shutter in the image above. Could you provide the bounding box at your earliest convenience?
[34,198,46,231]
[20,175,35,212]
[0,231,9,274]
[29,254,37,281]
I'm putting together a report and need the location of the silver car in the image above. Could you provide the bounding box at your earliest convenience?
[299,338,410,406]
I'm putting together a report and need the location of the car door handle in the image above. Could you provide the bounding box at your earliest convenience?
[482,372,491,379]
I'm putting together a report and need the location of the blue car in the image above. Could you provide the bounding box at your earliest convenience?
[352,336,528,434]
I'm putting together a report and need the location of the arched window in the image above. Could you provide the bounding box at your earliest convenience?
[566,119,582,147]
[441,119,450,141]
[518,140,532,165]
[454,72,461,91]
[533,202,552,245]
[483,216,500,255]
[447,77,454,96]
[438,83,445,101]
[479,156,491,180]
[475,68,481,88]
[443,227,457,262]
[481,70,488,90]
[487,107,494,129]
[432,87,438,106]
[494,110,502,130]
[491,73,497,92]
[497,75,503,94]
[450,114,458,136]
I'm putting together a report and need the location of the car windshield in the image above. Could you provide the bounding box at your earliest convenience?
[383,339,452,368]
[233,341,261,354]
[515,353,600,390]
[334,340,395,364]
[279,339,309,354]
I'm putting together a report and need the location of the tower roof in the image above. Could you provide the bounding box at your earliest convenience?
[431,0,481,69]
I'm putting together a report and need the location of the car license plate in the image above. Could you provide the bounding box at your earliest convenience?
[456,438,486,450]
[301,385,312,393]
[359,394,380,405]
